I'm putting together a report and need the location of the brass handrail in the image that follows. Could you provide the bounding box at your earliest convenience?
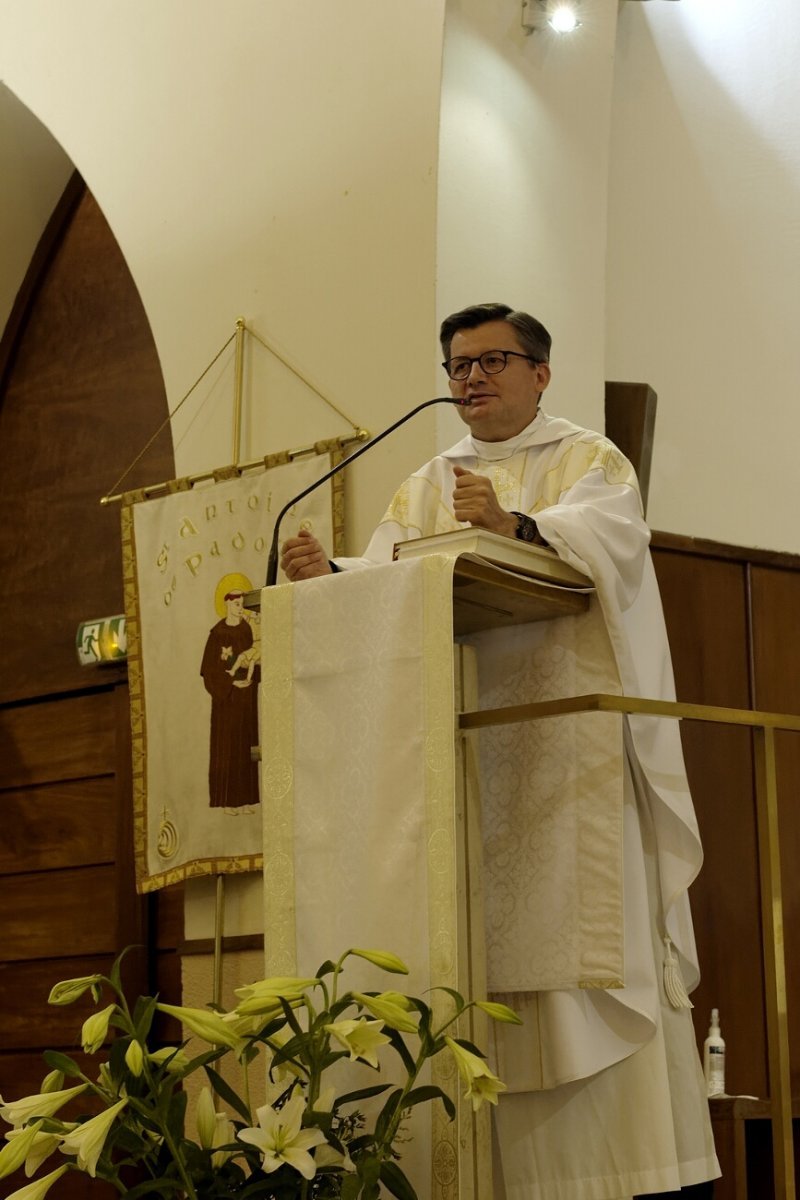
[459,691,798,1200]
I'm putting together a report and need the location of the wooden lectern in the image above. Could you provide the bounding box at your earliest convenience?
[257,553,605,1198]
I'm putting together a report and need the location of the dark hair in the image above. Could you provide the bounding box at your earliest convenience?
[440,303,552,364]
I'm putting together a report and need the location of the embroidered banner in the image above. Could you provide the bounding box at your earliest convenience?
[123,452,340,892]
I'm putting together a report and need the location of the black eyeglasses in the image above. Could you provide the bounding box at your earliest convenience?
[442,349,543,381]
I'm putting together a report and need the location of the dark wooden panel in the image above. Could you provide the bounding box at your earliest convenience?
[653,529,800,574]
[751,563,800,1097]
[0,954,116,1051]
[681,722,768,1099]
[153,883,185,950]
[0,777,115,874]
[652,548,751,708]
[0,186,174,705]
[0,865,116,962]
[750,566,800,717]
[652,548,768,1096]
[605,380,657,515]
[0,690,116,790]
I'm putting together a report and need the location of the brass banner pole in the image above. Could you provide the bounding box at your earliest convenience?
[212,874,225,1009]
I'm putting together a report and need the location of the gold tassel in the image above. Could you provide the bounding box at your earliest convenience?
[663,935,693,1010]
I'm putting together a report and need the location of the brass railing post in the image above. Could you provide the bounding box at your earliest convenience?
[753,724,795,1200]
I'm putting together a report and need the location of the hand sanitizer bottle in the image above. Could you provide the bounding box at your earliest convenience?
[704,1008,726,1097]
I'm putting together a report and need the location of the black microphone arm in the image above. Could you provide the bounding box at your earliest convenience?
[265,396,470,587]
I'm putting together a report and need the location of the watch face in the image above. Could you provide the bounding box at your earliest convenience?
[516,515,537,542]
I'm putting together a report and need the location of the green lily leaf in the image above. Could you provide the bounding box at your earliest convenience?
[335,1082,391,1107]
[381,1158,420,1200]
[42,1049,83,1078]
[431,985,465,1011]
[278,995,304,1037]
[374,1087,403,1144]
[204,1066,252,1124]
[315,959,336,977]
[384,1027,416,1075]
[133,994,158,1042]
[404,1084,456,1121]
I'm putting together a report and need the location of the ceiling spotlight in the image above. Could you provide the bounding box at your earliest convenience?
[548,3,579,31]
[521,0,581,35]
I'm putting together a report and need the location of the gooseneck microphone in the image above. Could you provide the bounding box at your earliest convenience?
[265,396,471,586]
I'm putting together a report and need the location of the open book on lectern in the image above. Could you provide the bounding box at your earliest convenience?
[393,527,593,589]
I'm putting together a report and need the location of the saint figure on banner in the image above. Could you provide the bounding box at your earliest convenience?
[200,573,260,812]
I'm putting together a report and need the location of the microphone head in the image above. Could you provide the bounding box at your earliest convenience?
[452,397,472,407]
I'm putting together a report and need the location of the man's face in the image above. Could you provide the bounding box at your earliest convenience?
[225,594,244,620]
[447,320,550,442]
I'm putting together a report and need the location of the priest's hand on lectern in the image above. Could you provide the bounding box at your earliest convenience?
[280,529,334,581]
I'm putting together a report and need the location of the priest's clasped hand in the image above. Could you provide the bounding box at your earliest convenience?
[280,529,333,581]
[452,466,518,537]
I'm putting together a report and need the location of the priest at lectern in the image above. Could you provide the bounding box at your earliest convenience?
[280,303,720,1200]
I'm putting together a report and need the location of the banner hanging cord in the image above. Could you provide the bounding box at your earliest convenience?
[101,331,237,503]
[247,325,361,434]
[101,321,363,505]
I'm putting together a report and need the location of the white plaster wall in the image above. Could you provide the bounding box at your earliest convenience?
[607,0,800,552]
[0,0,447,942]
[0,0,447,556]
[0,84,72,335]
[436,0,620,450]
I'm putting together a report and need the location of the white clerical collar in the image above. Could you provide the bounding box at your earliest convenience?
[468,410,546,461]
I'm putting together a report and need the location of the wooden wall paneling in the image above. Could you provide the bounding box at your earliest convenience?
[681,720,768,1100]
[0,865,117,962]
[0,954,116,1052]
[749,565,800,1097]
[651,548,752,709]
[0,689,115,790]
[652,547,769,1098]
[0,183,174,705]
[0,777,116,875]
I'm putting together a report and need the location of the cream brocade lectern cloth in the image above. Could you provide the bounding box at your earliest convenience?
[260,555,625,1195]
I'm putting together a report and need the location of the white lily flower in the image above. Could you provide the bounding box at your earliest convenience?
[81,1004,116,1054]
[3,1124,63,1178]
[238,1095,326,1180]
[324,1018,390,1068]
[0,1085,87,1128]
[0,1121,43,1180]
[59,1097,127,1177]
[316,1142,356,1172]
[445,1037,507,1111]
[3,1163,68,1200]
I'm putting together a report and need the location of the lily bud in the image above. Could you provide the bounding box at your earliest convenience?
[348,948,409,975]
[47,976,102,1006]
[124,1040,144,1078]
[81,1005,116,1055]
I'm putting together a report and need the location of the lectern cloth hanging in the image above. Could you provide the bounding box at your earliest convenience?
[122,453,337,892]
[259,556,625,997]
